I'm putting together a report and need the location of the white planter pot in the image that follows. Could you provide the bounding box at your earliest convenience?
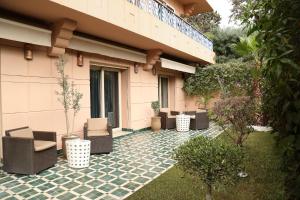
[176,114,191,132]
[66,139,91,168]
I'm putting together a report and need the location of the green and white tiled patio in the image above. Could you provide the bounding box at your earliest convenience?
[0,123,222,200]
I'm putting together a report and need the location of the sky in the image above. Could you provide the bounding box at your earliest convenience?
[207,0,237,28]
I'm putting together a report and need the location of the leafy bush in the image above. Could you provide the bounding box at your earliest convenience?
[236,0,300,197]
[151,101,160,116]
[173,136,243,200]
[183,59,254,108]
[213,96,255,146]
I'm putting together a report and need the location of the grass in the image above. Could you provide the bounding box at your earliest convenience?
[126,132,286,200]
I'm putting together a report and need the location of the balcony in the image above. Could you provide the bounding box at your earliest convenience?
[0,0,215,64]
[127,0,213,50]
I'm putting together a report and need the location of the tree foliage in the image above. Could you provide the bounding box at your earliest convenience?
[56,55,83,137]
[185,11,221,33]
[230,0,247,22]
[232,33,260,61]
[210,28,245,63]
[173,136,243,200]
[232,33,265,124]
[237,0,300,198]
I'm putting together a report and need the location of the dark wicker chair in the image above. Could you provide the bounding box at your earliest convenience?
[2,127,57,175]
[84,118,113,154]
[159,108,180,130]
[184,110,209,130]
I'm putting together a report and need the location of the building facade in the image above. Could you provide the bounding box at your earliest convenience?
[0,0,215,152]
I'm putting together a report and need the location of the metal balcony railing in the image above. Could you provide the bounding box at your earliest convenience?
[127,0,213,50]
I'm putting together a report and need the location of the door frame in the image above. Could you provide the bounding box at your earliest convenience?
[90,65,122,130]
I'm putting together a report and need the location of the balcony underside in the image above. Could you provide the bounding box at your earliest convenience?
[177,0,213,16]
[0,0,215,64]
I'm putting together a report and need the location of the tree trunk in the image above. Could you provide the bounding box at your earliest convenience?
[64,110,70,137]
[236,136,243,147]
[71,112,76,136]
[205,184,212,200]
[253,60,264,125]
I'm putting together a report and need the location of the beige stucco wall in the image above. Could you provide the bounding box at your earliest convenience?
[0,42,200,156]
[129,65,158,130]
[0,44,90,150]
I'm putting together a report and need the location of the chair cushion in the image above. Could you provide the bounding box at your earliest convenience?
[196,109,207,113]
[9,128,34,139]
[190,115,196,119]
[87,118,107,131]
[160,108,171,116]
[168,115,176,119]
[88,130,110,137]
[34,140,56,152]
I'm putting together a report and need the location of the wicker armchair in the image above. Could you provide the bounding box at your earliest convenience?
[84,118,113,154]
[159,108,180,130]
[2,127,57,175]
[184,110,209,130]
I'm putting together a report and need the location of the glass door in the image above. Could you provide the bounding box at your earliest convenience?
[104,71,119,128]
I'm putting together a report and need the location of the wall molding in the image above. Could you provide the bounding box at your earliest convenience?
[0,18,51,46]
[0,18,146,64]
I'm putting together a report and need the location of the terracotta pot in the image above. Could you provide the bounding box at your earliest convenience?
[61,135,80,159]
[151,116,161,132]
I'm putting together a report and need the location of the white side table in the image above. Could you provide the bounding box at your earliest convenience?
[176,114,191,132]
[66,139,91,168]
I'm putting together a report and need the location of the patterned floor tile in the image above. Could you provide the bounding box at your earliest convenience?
[0,191,10,199]
[0,123,222,199]
[27,193,49,200]
[85,190,104,199]
[133,176,150,184]
[56,192,77,200]
[111,188,130,198]
[98,183,117,193]
[123,182,140,191]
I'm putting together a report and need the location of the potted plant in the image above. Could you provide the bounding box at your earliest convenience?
[151,101,161,132]
[56,55,83,158]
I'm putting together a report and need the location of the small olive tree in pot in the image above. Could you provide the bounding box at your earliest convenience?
[56,55,83,158]
[151,101,161,132]
[173,136,243,200]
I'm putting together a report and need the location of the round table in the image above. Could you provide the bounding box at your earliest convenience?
[66,139,91,168]
[176,114,191,132]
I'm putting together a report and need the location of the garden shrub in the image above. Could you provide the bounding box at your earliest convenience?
[173,136,243,200]
[183,59,254,109]
[213,96,255,146]
[235,0,300,197]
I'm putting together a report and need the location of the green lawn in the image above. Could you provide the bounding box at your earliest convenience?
[126,132,286,200]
